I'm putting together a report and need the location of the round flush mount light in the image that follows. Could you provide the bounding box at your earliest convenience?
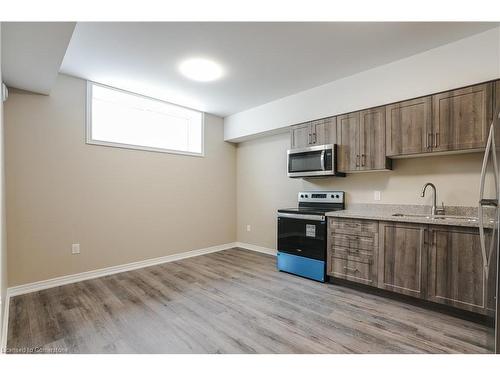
[179,58,224,82]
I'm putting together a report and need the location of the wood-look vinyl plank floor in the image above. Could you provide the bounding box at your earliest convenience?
[7,248,495,354]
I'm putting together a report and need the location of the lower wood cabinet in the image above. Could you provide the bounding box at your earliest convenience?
[327,218,498,316]
[327,218,378,287]
[427,225,495,316]
[377,222,427,299]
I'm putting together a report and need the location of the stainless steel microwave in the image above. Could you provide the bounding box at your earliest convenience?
[287,144,345,178]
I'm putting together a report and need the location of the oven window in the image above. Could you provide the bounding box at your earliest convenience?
[288,151,323,173]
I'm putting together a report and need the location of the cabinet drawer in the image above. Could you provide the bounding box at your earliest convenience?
[328,255,375,286]
[330,245,373,262]
[330,233,376,251]
[329,218,378,234]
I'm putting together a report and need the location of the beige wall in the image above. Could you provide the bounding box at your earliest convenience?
[5,74,236,286]
[236,132,487,249]
[0,23,8,341]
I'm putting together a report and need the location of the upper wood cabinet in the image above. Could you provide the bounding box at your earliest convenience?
[337,107,391,172]
[432,83,493,152]
[427,225,496,316]
[290,123,311,149]
[377,222,427,299]
[337,112,360,171]
[359,107,390,170]
[386,96,432,156]
[291,79,498,162]
[290,117,337,149]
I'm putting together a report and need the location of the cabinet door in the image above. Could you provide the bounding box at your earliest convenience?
[290,123,311,149]
[432,83,493,152]
[337,112,360,172]
[322,116,337,145]
[311,120,325,145]
[386,96,432,156]
[427,225,493,315]
[378,222,427,298]
[359,106,388,170]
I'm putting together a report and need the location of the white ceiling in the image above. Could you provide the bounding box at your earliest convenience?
[1,22,76,94]
[60,22,500,116]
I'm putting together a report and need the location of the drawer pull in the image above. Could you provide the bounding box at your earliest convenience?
[343,266,359,273]
[344,223,359,228]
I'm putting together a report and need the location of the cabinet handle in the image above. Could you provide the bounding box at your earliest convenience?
[428,133,434,148]
[308,133,312,144]
[427,133,433,150]
[343,266,359,273]
[434,132,439,148]
[355,155,360,167]
[313,132,317,144]
[361,154,366,167]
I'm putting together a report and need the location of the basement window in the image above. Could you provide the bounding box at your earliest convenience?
[86,82,204,156]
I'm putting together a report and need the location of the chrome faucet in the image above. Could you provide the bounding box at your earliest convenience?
[420,182,445,216]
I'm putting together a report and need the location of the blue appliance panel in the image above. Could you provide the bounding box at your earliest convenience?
[277,251,325,282]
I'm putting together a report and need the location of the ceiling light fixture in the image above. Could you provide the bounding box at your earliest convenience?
[179,58,224,82]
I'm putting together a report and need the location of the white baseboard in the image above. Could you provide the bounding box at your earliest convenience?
[1,292,10,354]
[235,242,277,256]
[7,242,238,298]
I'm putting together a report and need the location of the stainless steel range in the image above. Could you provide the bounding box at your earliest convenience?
[277,191,345,282]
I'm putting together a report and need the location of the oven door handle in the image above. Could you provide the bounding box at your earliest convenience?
[277,212,325,221]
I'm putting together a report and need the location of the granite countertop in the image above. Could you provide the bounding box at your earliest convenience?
[325,203,496,228]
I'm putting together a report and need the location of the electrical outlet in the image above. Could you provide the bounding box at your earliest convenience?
[72,243,80,254]
[246,224,251,232]
[374,191,381,201]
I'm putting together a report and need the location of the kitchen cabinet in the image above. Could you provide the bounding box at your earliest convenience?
[337,112,360,172]
[327,218,378,286]
[290,117,337,149]
[359,107,391,170]
[427,225,496,316]
[377,222,427,299]
[290,80,498,163]
[337,107,391,172]
[385,96,432,156]
[290,123,311,149]
[432,82,493,152]
[327,217,497,316]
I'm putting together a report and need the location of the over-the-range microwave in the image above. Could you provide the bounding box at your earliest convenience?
[287,144,345,178]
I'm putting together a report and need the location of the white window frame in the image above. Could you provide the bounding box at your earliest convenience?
[86,81,205,157]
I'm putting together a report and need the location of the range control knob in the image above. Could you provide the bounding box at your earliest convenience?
[336,194,340,198]
[300,194,304,198]
[331,194,335,198]
[304,194,308,198]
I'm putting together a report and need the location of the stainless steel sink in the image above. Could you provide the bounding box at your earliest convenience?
[391,213,479,222]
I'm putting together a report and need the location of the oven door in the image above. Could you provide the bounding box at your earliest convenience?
[277,213,326,261]
[287,144,337,178]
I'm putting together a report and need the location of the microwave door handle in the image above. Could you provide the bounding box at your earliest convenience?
[320,150,326,170]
